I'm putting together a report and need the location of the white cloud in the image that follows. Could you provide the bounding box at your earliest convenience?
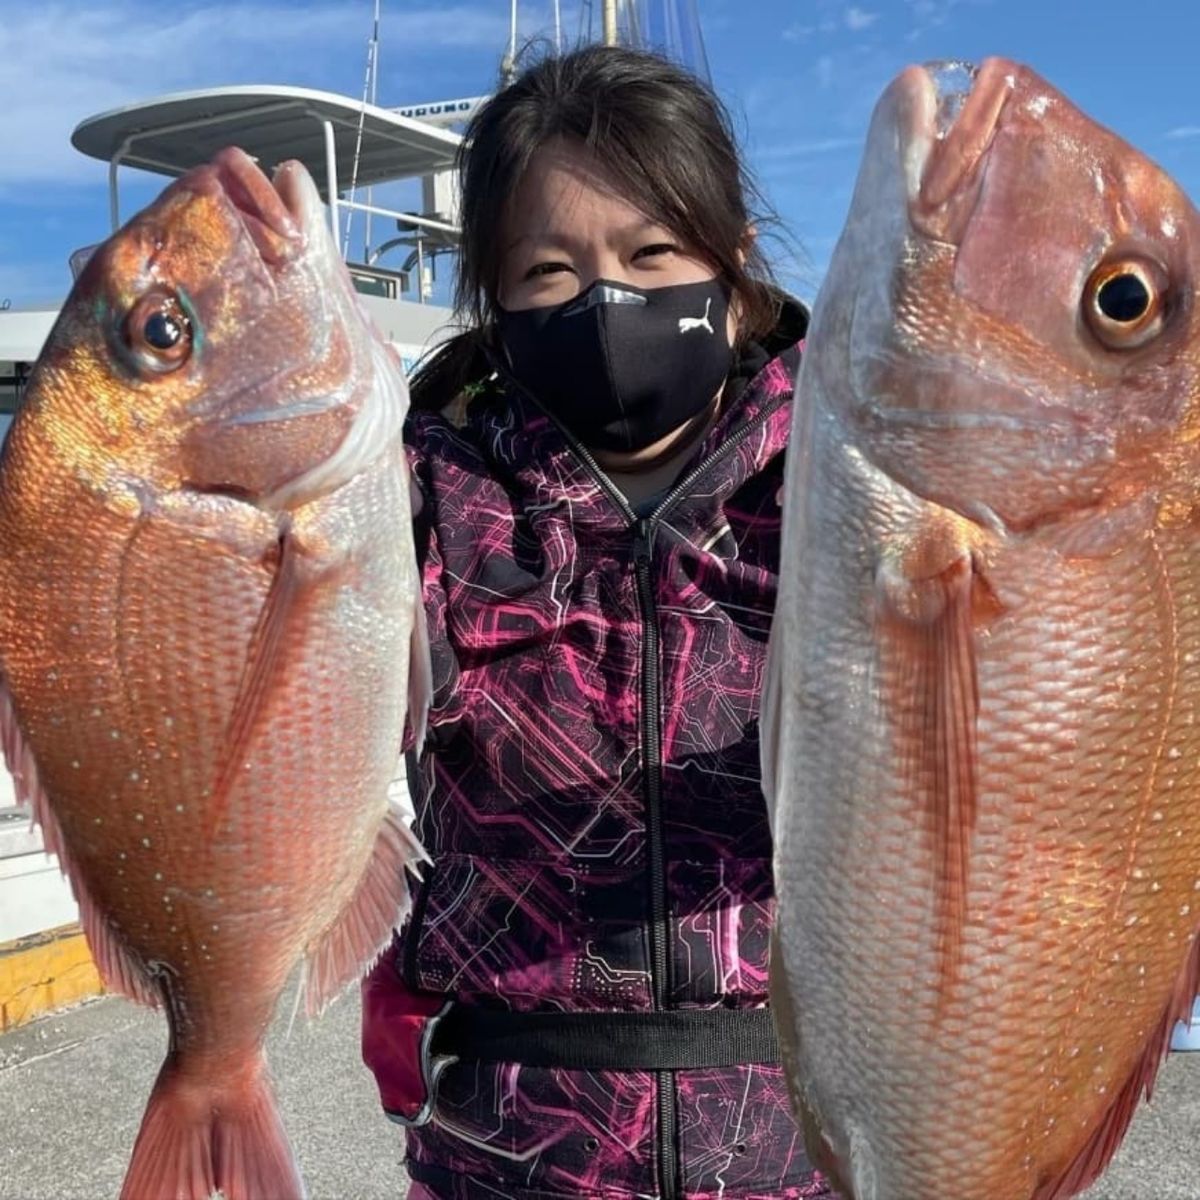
[783,19,841,42]
[0,3,508,188]
[906,0,993,32]
[784,6,878,43]
[1165,126,1200,141]
[845,6,879,31]
[756,137,862,161]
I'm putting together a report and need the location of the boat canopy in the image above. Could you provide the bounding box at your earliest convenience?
[73,85,461,193]
[71,86,464,239]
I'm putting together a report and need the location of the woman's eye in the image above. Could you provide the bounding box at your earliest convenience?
[525,262,572,280]
[634,243,677,260]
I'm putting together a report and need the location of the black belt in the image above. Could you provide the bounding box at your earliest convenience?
[429,1005,781,1071]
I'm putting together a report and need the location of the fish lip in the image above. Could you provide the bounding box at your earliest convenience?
[210,146,303,267]
[271,160,325,237]
[899,58,1017,225]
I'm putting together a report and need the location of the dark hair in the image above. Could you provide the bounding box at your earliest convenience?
[411,44,782,411]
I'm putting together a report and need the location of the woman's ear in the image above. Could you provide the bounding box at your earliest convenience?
[737,223,758,268]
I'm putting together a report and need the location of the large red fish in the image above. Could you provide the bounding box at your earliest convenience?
[764,58,1200,1200]
[0,148,428,1199]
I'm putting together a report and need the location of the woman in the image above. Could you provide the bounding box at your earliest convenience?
[363,43,827,1200]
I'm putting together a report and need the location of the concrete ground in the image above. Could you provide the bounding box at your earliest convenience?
[0,987,410,1200]
[1,991,1197,1199]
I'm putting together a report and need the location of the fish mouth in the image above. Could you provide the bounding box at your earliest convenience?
[899,58,1017,236]
[210,146,310,266]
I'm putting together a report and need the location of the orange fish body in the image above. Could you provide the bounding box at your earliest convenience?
[0,149,427,1200]
[764,59,1200,1200]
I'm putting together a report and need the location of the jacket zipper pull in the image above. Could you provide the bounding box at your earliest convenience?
[633,517,654,563]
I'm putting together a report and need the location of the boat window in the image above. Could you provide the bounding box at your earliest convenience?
[1,363,28,826]
[0,361,29,444]
[0,361,28,406]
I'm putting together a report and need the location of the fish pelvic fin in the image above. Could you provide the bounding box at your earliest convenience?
[120,1049,304,1200]
[1032,930,1200,1200]
[877,527,998,999]
[0,674,159,1008]
[300,801,427,1016]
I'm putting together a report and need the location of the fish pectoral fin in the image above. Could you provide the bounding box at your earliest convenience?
[300,801,427,1016]
[0,674,159,1008]
[876,530,997,992]
[1033,931,1200,1200]
[207,524,303,834]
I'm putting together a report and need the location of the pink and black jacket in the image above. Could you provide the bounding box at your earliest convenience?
[363,304,831,1199]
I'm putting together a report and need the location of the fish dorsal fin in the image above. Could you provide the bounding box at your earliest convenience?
[0,673,158,1007]
[769,928,855,1197]
[1033,929,1200,1200]
[207,527,301,835]
[407,586,433,753]
[877,530,997,994]
[760,623,783,836]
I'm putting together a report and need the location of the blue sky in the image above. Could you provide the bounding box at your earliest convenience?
[2,0,1199,309]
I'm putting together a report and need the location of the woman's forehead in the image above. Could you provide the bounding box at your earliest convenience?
[504,137,665,247]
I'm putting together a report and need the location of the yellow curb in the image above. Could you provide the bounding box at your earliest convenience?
[0,924,103,1032]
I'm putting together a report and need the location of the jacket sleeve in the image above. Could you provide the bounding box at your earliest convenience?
[361,945,454,1126]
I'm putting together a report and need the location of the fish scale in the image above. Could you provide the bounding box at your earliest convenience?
[765,57,1200,1200]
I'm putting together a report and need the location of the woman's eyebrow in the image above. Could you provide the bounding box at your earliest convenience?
[504,219,669,257]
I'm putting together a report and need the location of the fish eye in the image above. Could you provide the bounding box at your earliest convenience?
[1083,257,1168,350]
[124,291,193,372]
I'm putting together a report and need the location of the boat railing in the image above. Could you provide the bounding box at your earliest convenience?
[82,87,464,307]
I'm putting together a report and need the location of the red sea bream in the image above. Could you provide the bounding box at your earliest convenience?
[0,148,428,1200]
[764,58,1200,1200]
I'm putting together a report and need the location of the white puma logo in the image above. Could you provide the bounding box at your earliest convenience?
[678,297,714,335]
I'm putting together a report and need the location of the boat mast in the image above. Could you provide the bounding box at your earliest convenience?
[602,0,618,45]
[500,0,519,85]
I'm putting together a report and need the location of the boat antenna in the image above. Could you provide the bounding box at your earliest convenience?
[344,0,382,259]
[499,0,518,86]
[364,0,381,261]
[553,0,562,51]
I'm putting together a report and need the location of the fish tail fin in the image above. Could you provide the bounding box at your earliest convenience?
[301,802,426,1016]
[120,1052,304,1200]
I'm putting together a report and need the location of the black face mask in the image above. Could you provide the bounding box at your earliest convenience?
[495,277,733,454]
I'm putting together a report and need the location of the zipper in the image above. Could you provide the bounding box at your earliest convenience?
[496,369,788,1199]
[645,396,785,526]
[632,514,677,1200]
